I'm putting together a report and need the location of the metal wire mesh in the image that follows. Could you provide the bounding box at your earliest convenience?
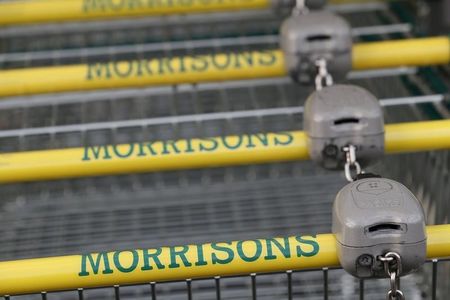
[0,1,448,299]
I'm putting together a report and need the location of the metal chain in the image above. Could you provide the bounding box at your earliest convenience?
[379,252,405,300]
[315,59,333,91]
[342,145,362,182]
[292,0,309,15]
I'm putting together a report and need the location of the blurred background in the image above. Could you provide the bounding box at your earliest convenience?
[0,0,449,299]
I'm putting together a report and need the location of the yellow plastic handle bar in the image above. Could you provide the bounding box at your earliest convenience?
[0,224,448,296]
[0,120,449,183]
[0,0,271,26]
[0,37,448,98]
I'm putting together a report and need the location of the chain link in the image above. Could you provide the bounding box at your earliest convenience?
[379,252,405,300]
[292,0,309,15]
[314,59,333,91]
[342,145,362,182]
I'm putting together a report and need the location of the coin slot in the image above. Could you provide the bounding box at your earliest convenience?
[368,223,402,233]
[306,34,332,42]
[334,118,360,125]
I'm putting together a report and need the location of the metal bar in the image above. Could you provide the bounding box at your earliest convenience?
[286,270,292,300]
[0,225,447,297]
[186,279,193,300]
[114,285,120,300]
[432,259,438,300]
[323,268,328,300]
[0,120,449,183]
[215,276,221,300]
[0,10,272,38]
[0,67,420,110]
[0,94,442,139]
[359,279,364,300]
[350,23,411,36]
[0,0,270,26]
[0,35,279,64]
[0,106,305,139]
[0,37,448,98]
[150,282,157,300]
[0,24,411,65]
[251,273,257,300]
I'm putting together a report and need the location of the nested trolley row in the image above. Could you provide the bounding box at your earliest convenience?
[0,1,449,300]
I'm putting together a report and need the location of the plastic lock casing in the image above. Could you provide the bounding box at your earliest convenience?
[332,178,427,278]
[280,11,352,83]
[303,84,384,169]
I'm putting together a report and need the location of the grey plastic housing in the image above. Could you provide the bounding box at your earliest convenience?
[303,84,384,169]
[280,11,352,83]
[332,177,427,278]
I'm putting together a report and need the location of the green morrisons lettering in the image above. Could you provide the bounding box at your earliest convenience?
[211,242,234,264]
[83,0,256,12]
[273,132,293,146]
[86,62,112,80]
[79,252,114,276]
[237,240,262,262]
[78,236,320,277]
[82,145,112,161]
[113,250,139,273]
[195,244,208,266]
[137,142,158,156]
[295,235,320,257]
[85,51,278,81]
[198,137,218,152]
[169,246,193,268]
[161,140,181,155]
[221,135,243,150]
[264,237,291,260]
[141,248,166,270]
[81,132,294,161]
[246,133,269,148]
[113,144,134,158]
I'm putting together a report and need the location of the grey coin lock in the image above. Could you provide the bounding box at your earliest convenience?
[303,84,384,169]
[280,11,352,83]
[332,177,427,278]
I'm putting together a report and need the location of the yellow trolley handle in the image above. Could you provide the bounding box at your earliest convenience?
[0,0,271,26]
[0,224,448,296]
[0,37,448,98]
[0,119,449,183]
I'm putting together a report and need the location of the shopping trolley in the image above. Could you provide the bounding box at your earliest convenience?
[0,0,449,299]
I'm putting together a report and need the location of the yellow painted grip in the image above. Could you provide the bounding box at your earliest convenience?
[0,131,309,183]
[385,119,450,153]
[0,50,286,98]
[0,0,271,26]
[0,225,448,296]
[352,37,450,70]
[0,120,449,183]
[0,38,449,98]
